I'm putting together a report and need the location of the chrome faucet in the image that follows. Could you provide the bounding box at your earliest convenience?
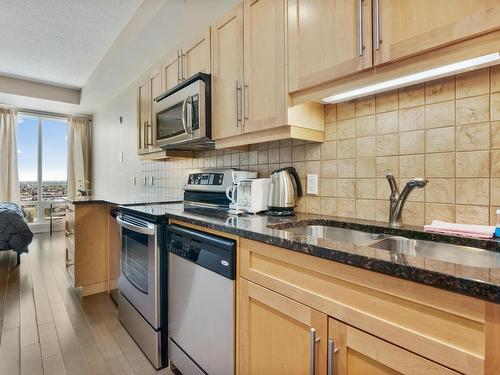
[386,174,428,227]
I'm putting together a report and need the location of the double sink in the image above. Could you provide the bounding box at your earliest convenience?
[276,224,500,268]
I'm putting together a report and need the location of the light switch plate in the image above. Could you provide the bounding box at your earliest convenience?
[307,174,318,195]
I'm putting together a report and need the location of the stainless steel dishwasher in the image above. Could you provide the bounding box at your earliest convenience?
[166,224,236,375]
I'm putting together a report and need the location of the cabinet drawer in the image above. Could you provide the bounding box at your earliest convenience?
[240,239,485,375]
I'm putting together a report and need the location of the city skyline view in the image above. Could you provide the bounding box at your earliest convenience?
[17,115,68,181]
[17,115,69,215]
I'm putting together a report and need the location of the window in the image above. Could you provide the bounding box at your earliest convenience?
[17,114,68,224]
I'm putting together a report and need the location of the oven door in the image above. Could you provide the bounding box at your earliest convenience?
[154,79,204,148]
[117,214,160,329]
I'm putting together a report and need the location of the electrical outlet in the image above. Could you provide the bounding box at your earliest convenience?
[307,174,318,195]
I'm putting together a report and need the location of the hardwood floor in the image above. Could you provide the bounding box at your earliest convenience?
[0,233,173,375]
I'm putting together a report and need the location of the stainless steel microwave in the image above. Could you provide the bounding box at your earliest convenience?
[153,73,212,150]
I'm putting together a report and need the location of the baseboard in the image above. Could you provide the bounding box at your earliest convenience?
[81,281,108,297]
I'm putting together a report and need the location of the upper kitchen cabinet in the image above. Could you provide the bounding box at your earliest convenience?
[161,52,180,92]
[288,0,373,92]
[137,74,150,155]
[211,3,245,140]
[148,66,163,154]
[375,0,500,65]
[212,0,324,149]
[137,66,162,155]
[182,29,211,80]
[243,0,286,133]
[162,28,211,92]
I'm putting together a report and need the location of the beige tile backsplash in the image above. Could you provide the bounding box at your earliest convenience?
[143,67,500,226]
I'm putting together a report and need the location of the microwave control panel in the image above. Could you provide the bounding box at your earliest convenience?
[188,173,224,186]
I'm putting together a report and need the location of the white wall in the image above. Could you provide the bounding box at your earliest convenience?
[92,83,143,196]
[92,0,238,196]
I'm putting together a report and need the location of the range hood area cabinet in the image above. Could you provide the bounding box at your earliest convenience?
[211,0,324,150]
[288,0,500,93]
[161,29,211,92]
[136,29,210,159]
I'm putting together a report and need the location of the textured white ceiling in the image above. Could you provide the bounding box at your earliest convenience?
[0,0,142,88]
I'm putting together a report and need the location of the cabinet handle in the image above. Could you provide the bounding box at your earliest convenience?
[243,83,249,122]
[65,249,74,268]
[357,0,364,56]
[327,338,339,375]
[144,121,152,147]
[310,328,318,375]
[374,0,381,50]
[181,52,186,81]
[177,50,181,83]
[235,81,242,126]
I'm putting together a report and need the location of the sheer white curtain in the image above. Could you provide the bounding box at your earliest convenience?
[0,108,20,203]
[67,117,91,200]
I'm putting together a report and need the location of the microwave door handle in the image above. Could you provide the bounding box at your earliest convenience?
[181,96,192,134]
[186,96,193,133]
[116,216,156,236]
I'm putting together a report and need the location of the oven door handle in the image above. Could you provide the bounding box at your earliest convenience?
[116,216,156,236]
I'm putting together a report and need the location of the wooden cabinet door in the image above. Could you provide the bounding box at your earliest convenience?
[243,0,285,133]
[288,0,372,92]
[182,29,211,80]
[239,279,328,375]
[161,52,180,92]
[137,76,150,154]
[375,0,500,65]
[148,67,162,151]
[211,3,244,140]
[328,318,460,375]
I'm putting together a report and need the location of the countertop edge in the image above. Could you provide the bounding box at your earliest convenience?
[162,211,500,304]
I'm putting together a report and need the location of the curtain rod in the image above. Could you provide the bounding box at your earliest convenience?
[0,104,92,120]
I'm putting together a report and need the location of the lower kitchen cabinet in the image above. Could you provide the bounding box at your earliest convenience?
[239,278,328,375]
[64,202,119,296]
[239,279,459,375]
[329,318,459,375]
[238,238,499,375]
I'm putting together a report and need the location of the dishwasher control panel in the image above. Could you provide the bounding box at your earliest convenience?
[166,224,236,280]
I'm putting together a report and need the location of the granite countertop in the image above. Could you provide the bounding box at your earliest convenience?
[64,194,181,206]
[119,202,500,303]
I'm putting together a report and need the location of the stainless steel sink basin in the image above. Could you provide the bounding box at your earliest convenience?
[284,225,385,246]
[370,236,500,268]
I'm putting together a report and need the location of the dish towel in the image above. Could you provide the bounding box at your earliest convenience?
[424,220,495,239]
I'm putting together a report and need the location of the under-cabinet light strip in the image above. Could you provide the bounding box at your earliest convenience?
[322,52,500,104]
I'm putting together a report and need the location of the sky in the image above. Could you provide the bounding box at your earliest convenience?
[17,115,68,182]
